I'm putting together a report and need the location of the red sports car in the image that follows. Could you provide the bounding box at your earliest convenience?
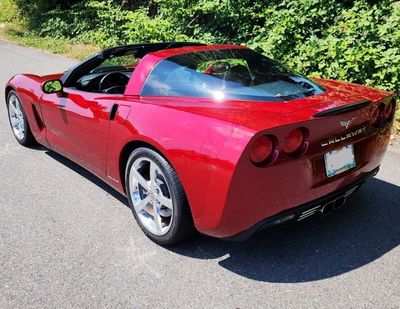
[5,42,397,245]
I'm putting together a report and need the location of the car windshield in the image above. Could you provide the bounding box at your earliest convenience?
[141,48,325,101]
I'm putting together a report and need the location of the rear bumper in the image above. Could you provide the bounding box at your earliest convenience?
[227,166,379,241]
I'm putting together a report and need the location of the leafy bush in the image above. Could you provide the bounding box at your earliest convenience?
[249,0,400,94]
[0,0,18,22]
[5,0,400,97]
[12,0,81,27]
[37,1,186,47]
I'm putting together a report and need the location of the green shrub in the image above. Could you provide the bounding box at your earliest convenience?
[12,0,81,27]
[38,1,187,47]
[0,0,18,22]
[6,0,400,97]
[249,0,400,94]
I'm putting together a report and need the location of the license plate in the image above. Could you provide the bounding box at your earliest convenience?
[324,145,356,178]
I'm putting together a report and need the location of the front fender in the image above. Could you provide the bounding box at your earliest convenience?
[5,74,49,146]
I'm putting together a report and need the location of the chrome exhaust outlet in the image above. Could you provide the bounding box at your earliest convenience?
[321,201,335,215]
[297,185,358,221]
[334,196,346,209]
[321,196,347,216]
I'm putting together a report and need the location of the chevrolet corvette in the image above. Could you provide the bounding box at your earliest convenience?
[5,42,397,244]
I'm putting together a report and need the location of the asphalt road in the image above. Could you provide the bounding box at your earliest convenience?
[0,40,400,308]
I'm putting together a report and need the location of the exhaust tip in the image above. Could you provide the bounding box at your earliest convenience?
[334,196,346,209]
[321,201,335,215]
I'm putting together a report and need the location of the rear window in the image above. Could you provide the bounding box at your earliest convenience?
[141,48,325,101]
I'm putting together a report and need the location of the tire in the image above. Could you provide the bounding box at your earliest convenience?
[125,147,195,245]
[6,90,36,146]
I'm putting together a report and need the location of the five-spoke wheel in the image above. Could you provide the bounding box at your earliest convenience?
[6,90,35,146]
[125,147,194,245]
[129,157,174,236]
[8,92,25,140]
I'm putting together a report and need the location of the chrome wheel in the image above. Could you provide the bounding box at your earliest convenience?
[8,94,25,141]
[129,157,173,236]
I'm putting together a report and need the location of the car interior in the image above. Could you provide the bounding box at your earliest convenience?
[74,54,137,94]
[75,66,134,94]
[60,42,205,95]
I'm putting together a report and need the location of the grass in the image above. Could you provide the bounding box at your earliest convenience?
[0,22,99,60]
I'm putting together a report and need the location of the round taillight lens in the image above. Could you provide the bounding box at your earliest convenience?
[283,128,306,154]
[383,101,395,119]
[249,135,274,164]
[371,106,382,126]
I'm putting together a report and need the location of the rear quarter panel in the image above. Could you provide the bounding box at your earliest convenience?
[105,96,252,224]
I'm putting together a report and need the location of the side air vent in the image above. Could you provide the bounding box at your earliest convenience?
[313,100,371,118]
[31,103,44,130]
[109,103,119,120]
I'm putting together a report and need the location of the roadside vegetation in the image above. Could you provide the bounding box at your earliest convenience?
[1,0,399,133]
[0,0,99,58]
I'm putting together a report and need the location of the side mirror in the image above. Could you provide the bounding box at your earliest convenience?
[43,79,63,94]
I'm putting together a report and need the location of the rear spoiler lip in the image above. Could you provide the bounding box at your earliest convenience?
[313,100,371,118]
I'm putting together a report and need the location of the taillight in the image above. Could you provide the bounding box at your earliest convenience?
[282,127,308,155]
[383,100,396,120]
[371,108,380,125]
[371,104,384,127]
[249,135,276,164]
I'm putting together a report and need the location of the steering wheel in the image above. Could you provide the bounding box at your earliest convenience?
[98,72,130,93]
